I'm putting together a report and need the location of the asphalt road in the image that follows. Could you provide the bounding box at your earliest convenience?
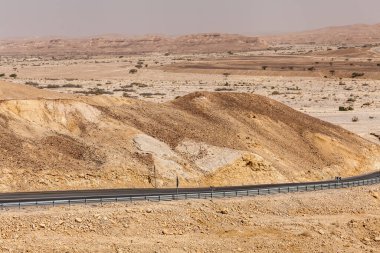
[0,171,379,204]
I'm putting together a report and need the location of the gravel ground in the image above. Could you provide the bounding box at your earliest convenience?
[0,185,379,253]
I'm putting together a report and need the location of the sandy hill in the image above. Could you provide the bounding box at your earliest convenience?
[265,23,380,45]
[0,81,378,192]
[0,33,267,56]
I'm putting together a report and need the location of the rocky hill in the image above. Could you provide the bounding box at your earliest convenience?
[0,81,378,192]
[265,23,380,45]
[0,33,268,56]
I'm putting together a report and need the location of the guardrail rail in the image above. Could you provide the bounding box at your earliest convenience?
[1,176,379,209]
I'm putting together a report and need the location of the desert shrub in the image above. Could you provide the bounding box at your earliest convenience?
[9,73,17,78]
[370,132,380,141]
[74,88,113,95]
[223,73,230,77]
[351,72,364,78]
[287,86,301,91]
[361,102,372,107]
[307,67,315,71]
[25,81,39,86]
[262,66,268,70]
[215,88,234,92]
[351,116,359,122]
[339,106,354,111]
[271,91,280,95]
[46,84,61,89]
[0,73,5,77]
[131,82,148,87]
[140,92,166,97]
[62,84,82,88]
[135,64,143,69]
[113,88,136,92]
[377,63,380,66]
[129,69,138,74]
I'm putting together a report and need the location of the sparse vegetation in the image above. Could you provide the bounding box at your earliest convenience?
[139,92,166,97]
[214,88,234,92]
[74,88,113,95]
[131,82,148,88]
[45,84,61,89]
[25,81,39,86]
[339,106,354,111]
[62,84,83,88]
[351,72,364,78]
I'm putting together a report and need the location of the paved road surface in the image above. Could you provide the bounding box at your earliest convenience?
[0,171,379,204]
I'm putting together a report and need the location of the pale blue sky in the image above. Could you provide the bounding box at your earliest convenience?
[0,0,379,38]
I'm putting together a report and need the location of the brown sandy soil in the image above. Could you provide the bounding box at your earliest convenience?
[162,54,380,79]
[0,185,379,253]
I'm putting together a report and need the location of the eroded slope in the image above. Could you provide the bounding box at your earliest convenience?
[0,81,379,191]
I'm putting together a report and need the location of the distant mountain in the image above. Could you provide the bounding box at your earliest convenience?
[0,33,268,56]
[264,23,380,45]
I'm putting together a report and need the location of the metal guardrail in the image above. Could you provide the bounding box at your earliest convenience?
[1,177,379,209]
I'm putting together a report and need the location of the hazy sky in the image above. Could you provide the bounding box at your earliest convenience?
[1,0,380,38]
